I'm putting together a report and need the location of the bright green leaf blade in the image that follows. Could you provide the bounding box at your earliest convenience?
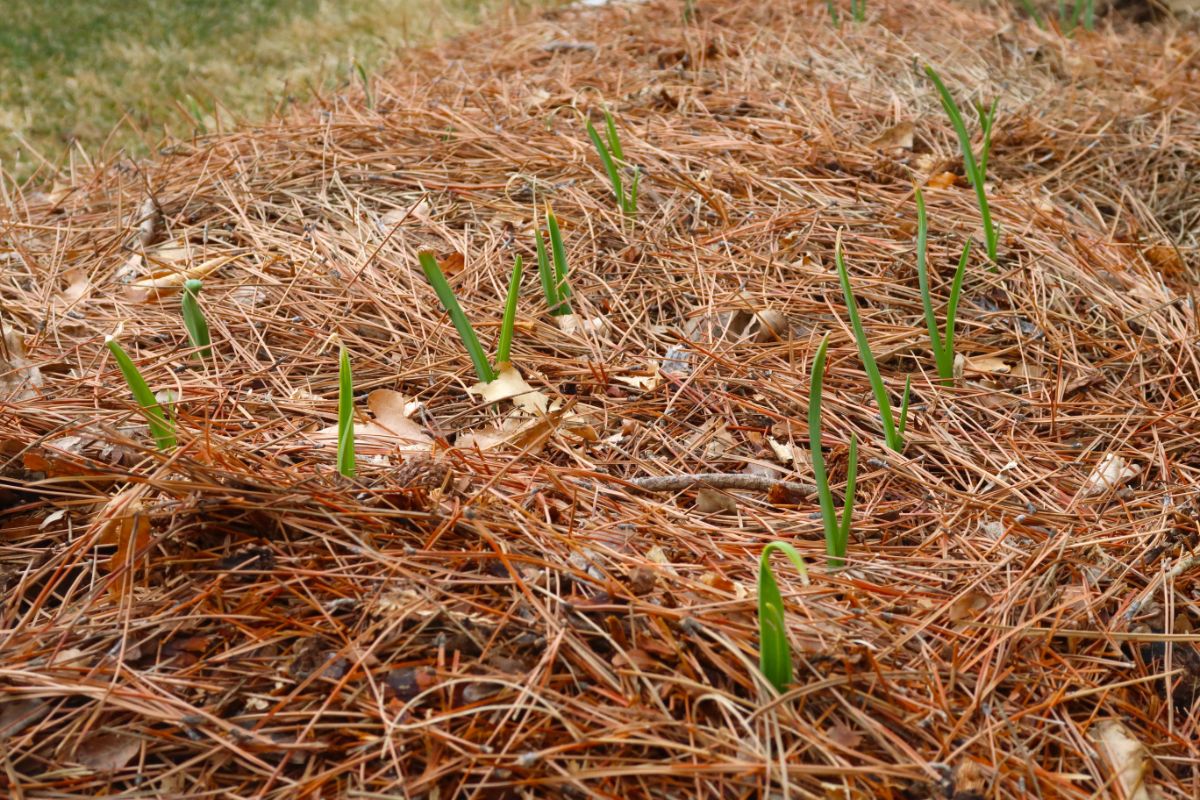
[546,207,573,314]
[181,278,211,359]
[337,347,356,478]
[757,541,810,691]
[943,239,971,384]
[603,108,625,162]
[496,254,522,367]
[898,375,912,437]
[534,227,558,312]
[835,239,901,451]
[105,337,176,451]
[419,251,497,383]
[837,434,858,561]
[586,118,624,213]
[808,333,842,562]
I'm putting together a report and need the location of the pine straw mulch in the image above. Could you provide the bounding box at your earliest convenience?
[3,0,1200,797]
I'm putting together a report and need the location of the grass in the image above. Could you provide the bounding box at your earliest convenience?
[0,0,531,177]
[808,334,859,567]
[756,541,810,692]
[104,336,176,451]
[914,188,969,386]
[834,235,910,452]
[536,207,574,316]
[585,108,638,218]
[925,64,999,264]
[419,250,524,383]
[337,347,356,478]
[181,279,211,359]
[419,251,498,383]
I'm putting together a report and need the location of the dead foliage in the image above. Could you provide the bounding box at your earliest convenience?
[2,0,1199,797]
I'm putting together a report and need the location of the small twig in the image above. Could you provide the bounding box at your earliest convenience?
[628,473,820,499]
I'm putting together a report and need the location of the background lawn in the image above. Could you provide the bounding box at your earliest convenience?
[0,0,524,178]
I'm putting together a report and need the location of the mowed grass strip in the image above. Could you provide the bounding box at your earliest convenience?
[0,0,533,175]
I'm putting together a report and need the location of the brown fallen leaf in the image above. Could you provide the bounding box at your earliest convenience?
[1,325,44,401]
[868,120,915,151]
[948,590,990,622]
[312,389,432,454]
[695,488,737,514]
[75,732,140,772]
[127,250,242,301]
[926,171,959,189]
[469,365,550,413]
[0,699,48,739]
[827,721,863,750]
[964,355,1011,374]
[1091,720,1155,800]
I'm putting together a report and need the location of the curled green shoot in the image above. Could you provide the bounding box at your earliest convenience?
[757,541,810,693]
[419,251,497,384]
[834,236,910,452]
[915,187,971,386]
[105,336,176,451]
[924,65,999,264]
[181,278,211,359]
[337,347,355,478]
[808,333,859,567]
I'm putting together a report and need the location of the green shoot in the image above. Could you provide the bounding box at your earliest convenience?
[757,541,810,692]
[1016,0,1046,29]
[354,60,373,110]
[915,187,971,386]
[496,255,522,367]
[924,65,998,264]
[105,336,176,451]
[181,278,211,359]
[850,0,867,22]
[808,333,859,567]
[534,227,561,316]
[337,347,355,478]
[418,251,497,383]
[833,237,909,452]
[543,206,573,315]
[824,0,840,25]
[585,109,637,217]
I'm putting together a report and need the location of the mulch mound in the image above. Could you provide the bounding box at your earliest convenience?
[2,0,1199,796]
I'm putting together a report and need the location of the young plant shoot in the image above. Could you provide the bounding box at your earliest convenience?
[915,187,970,386]
[337,346,356,478]
[105,336,176,451]
[808,333,859,567]
[925,65,999,264]
[536,207,573,316]
[757,541,810,692]
[834,236,910,452]
[181,278,211,359]
[419,251,498,383]
[585,108,637,217]
[496,255,522,368]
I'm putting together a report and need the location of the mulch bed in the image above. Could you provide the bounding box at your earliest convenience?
[2,0,1199,796]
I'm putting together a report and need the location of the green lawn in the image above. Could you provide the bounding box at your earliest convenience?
[0,0,519,178]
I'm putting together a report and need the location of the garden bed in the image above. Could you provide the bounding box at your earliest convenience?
[2,1,1199,796]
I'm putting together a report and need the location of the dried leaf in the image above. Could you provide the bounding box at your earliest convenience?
[313,389,432,454]
[127,250,241,301]
[614,372,661,390]
[0,699,48,739]
[437,251,466,276]
[964,356,1011,374]
[555,313,610,336]
[1082,453,1140,497]
[948,590,990,622]
[1,325,44,401]
[827,721,863,750]
[695,488,737,514]
[926,171,959,189]
[868,120,915,151]
[1091,720,1154,800]
[469,366,549,414]
[75,732,140,772]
